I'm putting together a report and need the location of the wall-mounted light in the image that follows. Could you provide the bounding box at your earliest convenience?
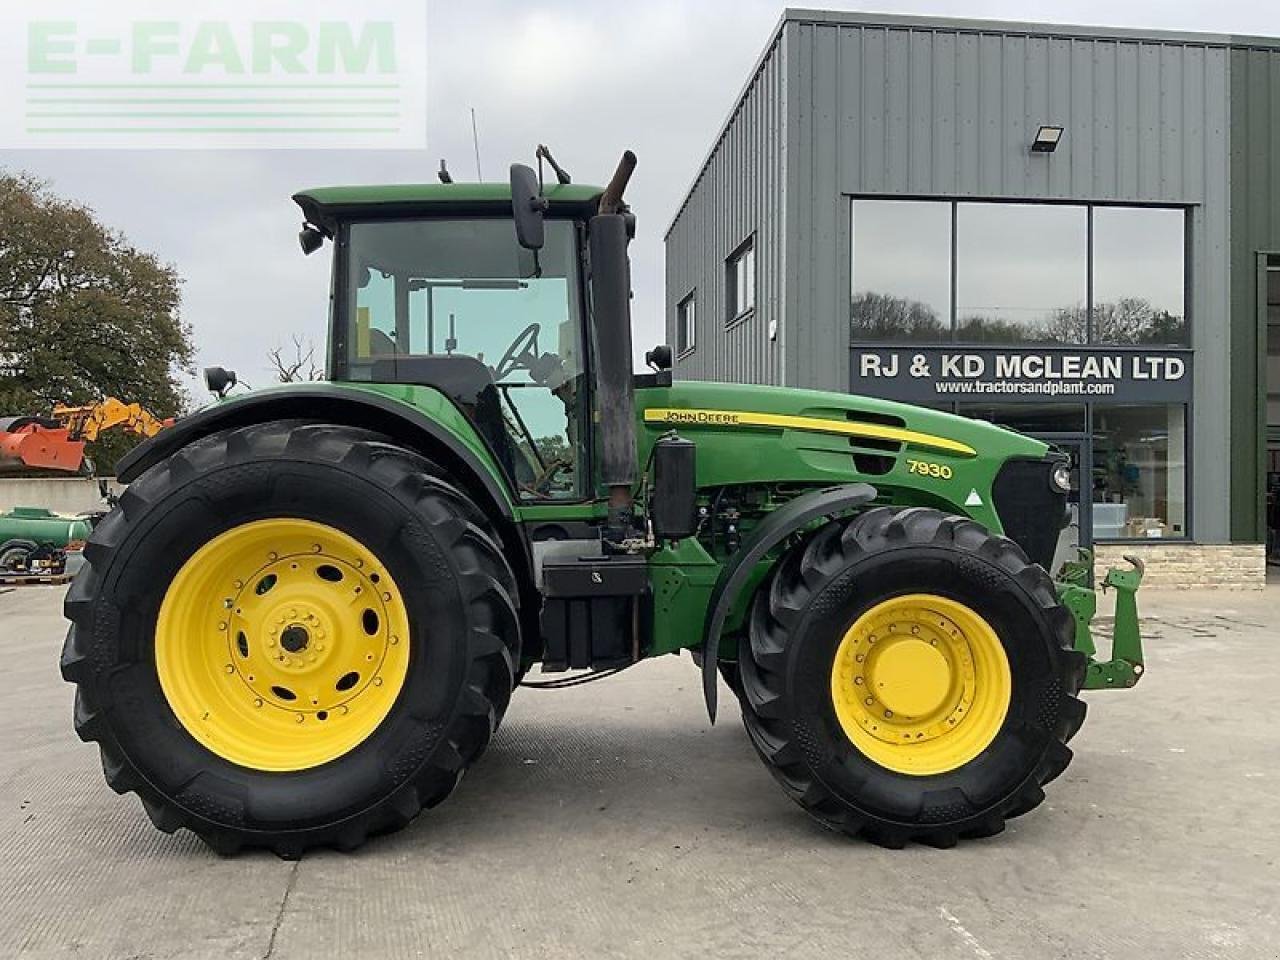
[1031,125,1064,154]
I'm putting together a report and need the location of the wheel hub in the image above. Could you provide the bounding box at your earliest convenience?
[155,518,411,772]
[830,593,1011,776]
[869,638,951,718]
[280,624,310,653]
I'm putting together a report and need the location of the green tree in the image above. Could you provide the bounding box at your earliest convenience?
[0,173,193,470]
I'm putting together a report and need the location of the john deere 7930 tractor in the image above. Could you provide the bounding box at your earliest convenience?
[61,151,1145,856]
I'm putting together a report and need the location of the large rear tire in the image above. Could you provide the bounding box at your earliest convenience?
[737,507,1085,848]
[61,421,520,857]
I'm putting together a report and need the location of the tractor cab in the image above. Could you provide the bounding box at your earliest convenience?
[293,183,609,503]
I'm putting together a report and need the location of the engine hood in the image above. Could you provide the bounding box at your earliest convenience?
[634,380,1051,532]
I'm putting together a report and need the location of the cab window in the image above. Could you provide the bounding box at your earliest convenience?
[341,219,585,501]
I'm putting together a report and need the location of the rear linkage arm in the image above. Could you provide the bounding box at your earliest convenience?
[1055,549,1146,690]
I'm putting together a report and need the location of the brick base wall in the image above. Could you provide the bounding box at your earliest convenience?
[1092,543,1266,590]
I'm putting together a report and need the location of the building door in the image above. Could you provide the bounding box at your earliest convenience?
[1031,433,1090,578]
[1265,254,1280,565]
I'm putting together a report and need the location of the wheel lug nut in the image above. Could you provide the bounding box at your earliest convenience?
[254,698,263,708]
[884,710,894,718]
[224,664,234,674]
[854,677,863,685]
[269,552,278,561]
[864,697,874,706]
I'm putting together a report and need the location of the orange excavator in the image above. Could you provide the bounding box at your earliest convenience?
[0,398,172,474]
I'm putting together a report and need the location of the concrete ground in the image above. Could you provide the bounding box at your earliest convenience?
[2,584,1277,960]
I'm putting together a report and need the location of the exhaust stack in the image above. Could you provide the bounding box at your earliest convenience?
[588,151,639,545]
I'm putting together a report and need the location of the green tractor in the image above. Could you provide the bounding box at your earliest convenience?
[61,151,1145,856]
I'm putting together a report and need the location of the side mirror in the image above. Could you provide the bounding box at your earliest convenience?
[510,163,547,250]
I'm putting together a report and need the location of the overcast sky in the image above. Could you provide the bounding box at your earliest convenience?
[0,0,1273,404]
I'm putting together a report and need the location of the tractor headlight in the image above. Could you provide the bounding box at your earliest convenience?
[1050,461,1072,494]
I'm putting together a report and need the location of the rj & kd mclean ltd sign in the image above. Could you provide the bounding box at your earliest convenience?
[850,346,1193,405]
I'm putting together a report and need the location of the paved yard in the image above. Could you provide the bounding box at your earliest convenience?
[1,583,1277,959]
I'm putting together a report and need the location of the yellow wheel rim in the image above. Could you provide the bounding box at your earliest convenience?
[830,594,1011,776]
[156,519,411,772]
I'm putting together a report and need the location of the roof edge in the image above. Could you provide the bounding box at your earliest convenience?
[780,7,1280,50]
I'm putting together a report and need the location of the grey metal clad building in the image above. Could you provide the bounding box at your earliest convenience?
[665,8,1280,584]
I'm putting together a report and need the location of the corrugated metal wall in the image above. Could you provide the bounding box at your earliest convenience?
[1229,46,1280,542]
[663,32,786,385]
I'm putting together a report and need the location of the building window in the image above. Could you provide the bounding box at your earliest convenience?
[676,291,696,354]
[849,199,1188,346]
[726,236,755,324]
[955,203,1087,344]
[1092,405,1187,539]
[851,200,951,341]
[1092,207,1188,345]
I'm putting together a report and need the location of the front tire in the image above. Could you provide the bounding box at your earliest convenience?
[737,507,1085,848]
[61,422,520,857]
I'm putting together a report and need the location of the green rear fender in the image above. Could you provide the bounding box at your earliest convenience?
[116,382,517,521]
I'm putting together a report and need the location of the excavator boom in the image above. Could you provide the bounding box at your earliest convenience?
[52,398,171,442]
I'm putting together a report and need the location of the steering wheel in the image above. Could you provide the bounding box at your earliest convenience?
[493,323,541,380]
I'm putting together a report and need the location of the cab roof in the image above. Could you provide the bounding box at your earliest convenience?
[293,181,604,235]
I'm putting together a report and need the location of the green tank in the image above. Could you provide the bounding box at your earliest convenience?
[0,506,92,547]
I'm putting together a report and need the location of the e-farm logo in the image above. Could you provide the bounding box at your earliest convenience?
[0,1,426,149]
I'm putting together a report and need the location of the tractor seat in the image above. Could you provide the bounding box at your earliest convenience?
[368,354,495,405]
[368,354,517,481]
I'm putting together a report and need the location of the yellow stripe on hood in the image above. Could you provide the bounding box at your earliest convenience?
[642,408,976,457]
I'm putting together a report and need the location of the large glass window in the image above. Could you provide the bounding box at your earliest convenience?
[849,199,1187,345]
[1092,207,1187,345]
[851,200,951,341]
[1091,405,1187,539]
[956,203,1087,343]
[343,219,586,501]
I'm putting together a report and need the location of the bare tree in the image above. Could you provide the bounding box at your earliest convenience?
[268,335,323,383]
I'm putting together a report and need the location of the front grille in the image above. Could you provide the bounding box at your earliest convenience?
[991,457,1068,571]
